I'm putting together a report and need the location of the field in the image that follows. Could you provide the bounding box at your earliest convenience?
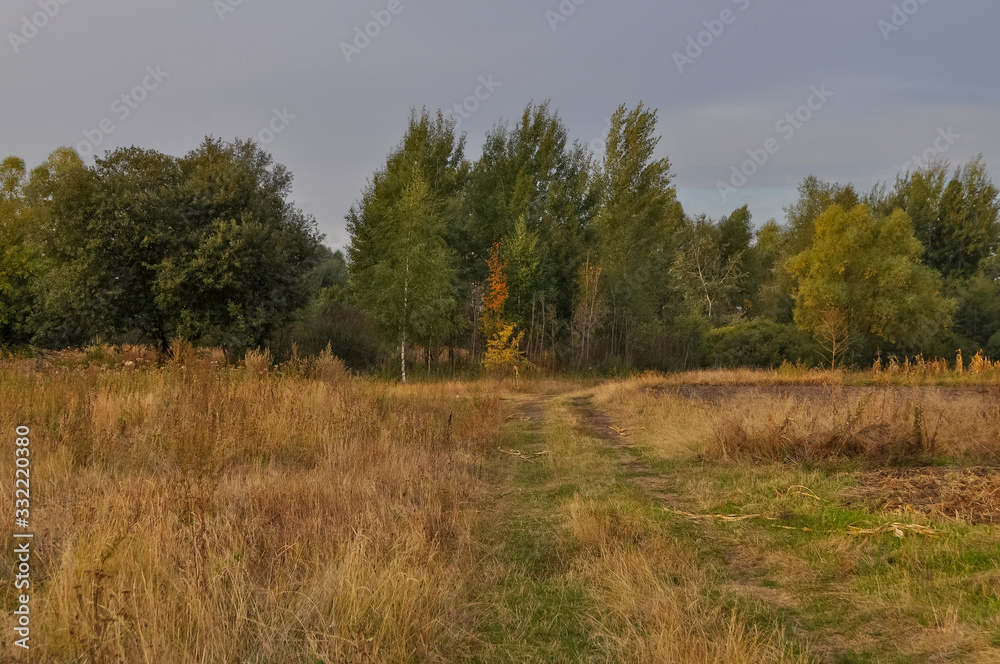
[2,352,1000,662]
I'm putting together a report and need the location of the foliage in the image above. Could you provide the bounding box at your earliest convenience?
[671,215,745,321]
[0,156,37,344]
[461,102,595,323]
[481,240,508,338]
[706,320,820,369]
[987,331,1000,360]
[269,289,381,371]
[594,103,685,360]
[571,259,605,365]
[504,215,540,324]
[482,323,528,376]
[875,156,1000,279]
[4,102,1000,375]
[22,140,322,354]
[788,204,955,361]
[347,110,462,381]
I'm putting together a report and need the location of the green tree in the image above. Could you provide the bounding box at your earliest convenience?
[0,157,37,344]
[749,219,794,322]
[27,140,322,353]
[948,272,1000,350]
[348,158,456,382]
[23,147,99,347]
[718,204,753,266]
[147,139,321,354]
[462,102,596,325]
[593,103,684,360]
[880,157,1000,279]
[717,204,755,315]
[671,216,744,321]
[505,215,540,325]
[784,176,861,255]
[788,204,955,361]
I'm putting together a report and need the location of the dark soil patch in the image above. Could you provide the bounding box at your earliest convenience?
[842,466,1000,524]
[570,396,619,441]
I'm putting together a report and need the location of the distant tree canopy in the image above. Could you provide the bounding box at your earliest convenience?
[787,204,955,361]
[344,103,998,378]
[3,103,999,375]
[1,138,323,354]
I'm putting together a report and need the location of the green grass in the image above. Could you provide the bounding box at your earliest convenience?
[466,380,1000,661]
[639,455,1000,661]
[467,411,604,663]
[467,393,816,663]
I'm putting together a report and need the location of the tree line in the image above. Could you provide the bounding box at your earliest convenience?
[346,104,1000,375]
[2,104,999,376]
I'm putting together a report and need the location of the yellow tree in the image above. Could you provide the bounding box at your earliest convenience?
[788,204,955,362]
[480,240,528,378]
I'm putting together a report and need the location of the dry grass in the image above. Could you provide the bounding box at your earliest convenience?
[593,374,1000,464]
[651,367,845,387]
[566,497,810,664]
[704,386,1000,463]
[0,356,503,662]
[844,467,1000,524]
[520,396,815,662]
[587,373,1000,660]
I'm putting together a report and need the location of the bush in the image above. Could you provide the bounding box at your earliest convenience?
[269,290,381,371]
[706,320,820,369]
[987,331,1000,361]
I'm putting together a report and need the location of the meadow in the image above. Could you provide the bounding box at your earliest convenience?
[2,348,999,662]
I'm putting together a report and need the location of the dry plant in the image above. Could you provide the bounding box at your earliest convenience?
[0,358,503,662]
[309,342,348,383]
[815,307,850,369]
[242,347,273,375]
[593,374,1000,465]
[656,368,845,386]
[704,387,1000,463]
[872,350,1000,382]
[567,496,811,664]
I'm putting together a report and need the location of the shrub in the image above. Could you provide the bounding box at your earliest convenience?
[987,331,1000,361]
[706,320,821,369]
[270,291,381,371]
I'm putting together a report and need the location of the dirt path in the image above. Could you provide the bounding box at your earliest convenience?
[569,394,692,506]
[567,392,812,648]
[559,386,1000,663]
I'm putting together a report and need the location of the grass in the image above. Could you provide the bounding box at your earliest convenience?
[2,352,999,661]
[593,373,1000,662]
[0,353,503,662]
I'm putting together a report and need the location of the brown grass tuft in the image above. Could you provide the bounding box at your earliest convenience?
[0,361,503,662]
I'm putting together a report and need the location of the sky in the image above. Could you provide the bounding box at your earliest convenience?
[2,0,998,250]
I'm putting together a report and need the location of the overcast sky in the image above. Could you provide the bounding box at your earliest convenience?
[2,0,998,249]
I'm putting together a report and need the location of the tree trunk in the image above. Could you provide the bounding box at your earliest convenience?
[400,334,407,384]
